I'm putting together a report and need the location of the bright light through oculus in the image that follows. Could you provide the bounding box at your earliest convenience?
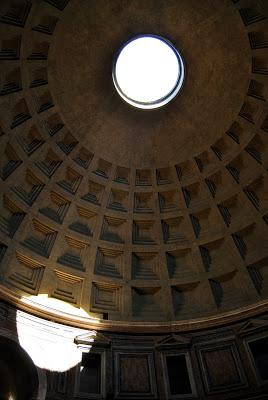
[113,35,185,109]
[16,295,100,372]
[16,295,98,372]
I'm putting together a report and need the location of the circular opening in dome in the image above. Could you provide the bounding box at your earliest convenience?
[112,35,185,110]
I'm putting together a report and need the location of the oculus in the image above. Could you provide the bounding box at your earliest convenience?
[112,35,185,110]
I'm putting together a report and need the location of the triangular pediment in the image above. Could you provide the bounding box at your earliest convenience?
[235,318,268,335]
[74,331,111,348]
[155,334,191,348]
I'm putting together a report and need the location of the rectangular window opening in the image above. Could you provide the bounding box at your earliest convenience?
[248,336,268,382]
[79,352,102,394]
[166,354,192,395]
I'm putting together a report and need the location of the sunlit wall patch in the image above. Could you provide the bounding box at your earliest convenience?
[112,34,185,110]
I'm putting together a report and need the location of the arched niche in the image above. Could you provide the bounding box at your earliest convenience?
[0,336,41,400]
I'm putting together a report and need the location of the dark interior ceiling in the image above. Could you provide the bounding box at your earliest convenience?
[0,0,268,333]
[49,0,250,167]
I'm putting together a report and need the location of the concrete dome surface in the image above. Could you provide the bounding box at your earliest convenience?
[0,0,268,333]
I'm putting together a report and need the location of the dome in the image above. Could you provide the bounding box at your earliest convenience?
[0,0,268,334]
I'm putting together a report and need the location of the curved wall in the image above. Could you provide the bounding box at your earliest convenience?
[0,301,268,400]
